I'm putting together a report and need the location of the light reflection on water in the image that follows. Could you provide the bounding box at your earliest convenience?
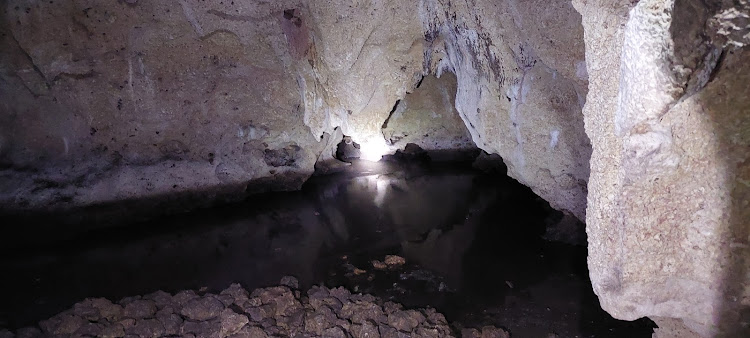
[0,161,491,328]
[0,160,655,337]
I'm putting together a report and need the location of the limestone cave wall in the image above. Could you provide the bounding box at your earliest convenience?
[574,0,749,336]
[1,0,749,336]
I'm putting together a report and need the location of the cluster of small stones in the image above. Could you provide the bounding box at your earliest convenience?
[0,277,509,338]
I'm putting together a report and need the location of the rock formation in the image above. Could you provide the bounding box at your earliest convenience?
[1,0,748,336]
[573,0,749,336]
[0,0,589,222]
[0,278,475,338]
[381,74,476,156]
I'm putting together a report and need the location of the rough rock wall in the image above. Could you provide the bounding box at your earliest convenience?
[0,0,591,223]
[0,0,334,216]
[572,0,750,335]
[0,0,425,218]
[419,0,592,220]
[382,73,475,153]
[298,0,425,149]
[3,0,749,336]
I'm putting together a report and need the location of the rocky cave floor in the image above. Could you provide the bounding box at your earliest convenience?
[0,158,656,337]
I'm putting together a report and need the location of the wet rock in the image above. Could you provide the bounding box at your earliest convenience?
[461,326,510,338]
[220,283,249,306]
[119,296,142,306]
[351,321,381,338]
[77,298,123,322]
[180,296,225,321]
[387,310,424,332]
[276,308,305,335]
[173,290,200,306]
[415,327,442,337]
[308,287,344,313]
[217,293,236,307]
[143,290,174,310]
[39,313,86,335]
[242,306,266,323]
[372,260,388,270]
[74,322,104,336]
[219,309,249,337]
[73,300,101,321]
[126,319,164,337]
[100,322,125,338]
[481,326,510,338]
[228,325,269,338]
[22,282,461,338]
[383,302,404,315]
[336,137,362,162]
[279,275,300,290]
[181,319,221,336]
[15,327,41,338]
[462,328,481,338]
[304,312,335,335]
[323,326,348,338]
[156,308,182,336]
[258,317,277,329]
[328,287,353,304]
[340,301,387,324]
[384,255,406,267]
[422,308,449,327]
[378,325,410,338]
[118,318,136,330]
[250,286,302,317]
[123,299,157,319]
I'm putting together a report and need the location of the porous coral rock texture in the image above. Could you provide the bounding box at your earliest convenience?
[572,0,750,336]
[2,279,464,338]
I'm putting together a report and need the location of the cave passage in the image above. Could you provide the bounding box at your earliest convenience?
[0,157,654,337]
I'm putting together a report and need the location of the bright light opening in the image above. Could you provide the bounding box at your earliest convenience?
[359,137,389,162]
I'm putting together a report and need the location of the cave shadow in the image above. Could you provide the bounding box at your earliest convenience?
[669,0,750,335]
[704,47,750,337]
[456,170,656,337]
[0,159,486,330]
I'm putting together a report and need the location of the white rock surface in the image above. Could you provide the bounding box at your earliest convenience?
[573,0,750,335]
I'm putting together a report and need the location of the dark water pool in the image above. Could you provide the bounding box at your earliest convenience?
[0,160,655,337]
